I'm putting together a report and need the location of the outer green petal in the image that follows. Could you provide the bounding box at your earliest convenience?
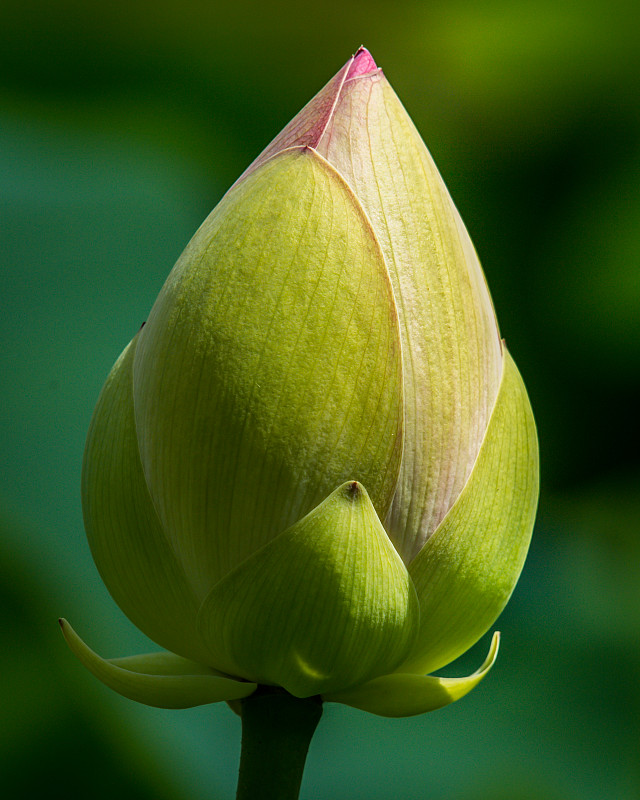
[324,631,499,718]
[134,147,403,596]
[196,482,419,698]
[82,333,210,664]
[402,349,539,675]
[242,48,503,562]
[59,619,256,709]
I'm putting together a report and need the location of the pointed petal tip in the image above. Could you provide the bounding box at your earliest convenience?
[347,47,378,79]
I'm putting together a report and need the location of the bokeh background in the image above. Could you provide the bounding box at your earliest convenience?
[2,1,639,798]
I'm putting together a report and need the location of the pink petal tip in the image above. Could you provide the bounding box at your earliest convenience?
[347,47,378,79]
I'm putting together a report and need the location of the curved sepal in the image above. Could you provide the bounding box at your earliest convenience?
[197,482,419,698]
[403,349,538,675]
[324,631,499,718]
[59,619,256,709]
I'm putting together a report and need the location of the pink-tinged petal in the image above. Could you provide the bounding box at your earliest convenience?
[235,47,380,187]
[315,72,503,562]
[234,56,352,186]
[346,47,378,79]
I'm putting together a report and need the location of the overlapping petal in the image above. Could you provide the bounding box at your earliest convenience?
[134,147,404,598]
[197,482,419,698]
[243,48,503,562]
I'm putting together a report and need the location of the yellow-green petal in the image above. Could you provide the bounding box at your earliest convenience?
[197,482,419,698]
[402,349,538,675]
[82,333,210,664]
[59,619,256,709]
[134,147,403,597]
[324,631,499,718]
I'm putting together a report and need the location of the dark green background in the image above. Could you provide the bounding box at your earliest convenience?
[2,1,639,798]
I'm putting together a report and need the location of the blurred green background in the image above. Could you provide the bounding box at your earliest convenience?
[2,0,639,798]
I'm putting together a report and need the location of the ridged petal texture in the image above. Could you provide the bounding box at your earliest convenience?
[402,349,539,675]
[244,48,503,562]
[197,482,419,698]
[134,147,403,599]
[59,619,256,709]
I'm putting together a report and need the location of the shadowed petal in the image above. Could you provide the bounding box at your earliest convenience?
[82,332,210,664]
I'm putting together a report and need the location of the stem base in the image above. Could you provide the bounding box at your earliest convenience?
[236,686,323,800]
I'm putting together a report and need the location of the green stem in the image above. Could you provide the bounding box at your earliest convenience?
[236,686,323,800]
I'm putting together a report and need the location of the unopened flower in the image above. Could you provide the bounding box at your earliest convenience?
[61,47,538,717]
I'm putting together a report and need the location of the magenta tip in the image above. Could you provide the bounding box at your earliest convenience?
[347,47,378,79]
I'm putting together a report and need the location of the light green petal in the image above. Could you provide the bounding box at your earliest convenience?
[82,333,211,664]
[316,71,503,561]
[402,350,539,675]
[196,482,419,698]
[59,619,256,709]
[134,147,403,596]
[324,631,499,718]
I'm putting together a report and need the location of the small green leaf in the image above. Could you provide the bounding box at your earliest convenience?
[59,619,256,709]
[197,482,419,698]
[324,631,499,717]
[402,349,538,675]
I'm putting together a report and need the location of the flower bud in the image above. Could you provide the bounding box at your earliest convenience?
[61,48,538,716]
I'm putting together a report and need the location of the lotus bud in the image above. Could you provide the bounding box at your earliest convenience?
[61,47,538,717]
